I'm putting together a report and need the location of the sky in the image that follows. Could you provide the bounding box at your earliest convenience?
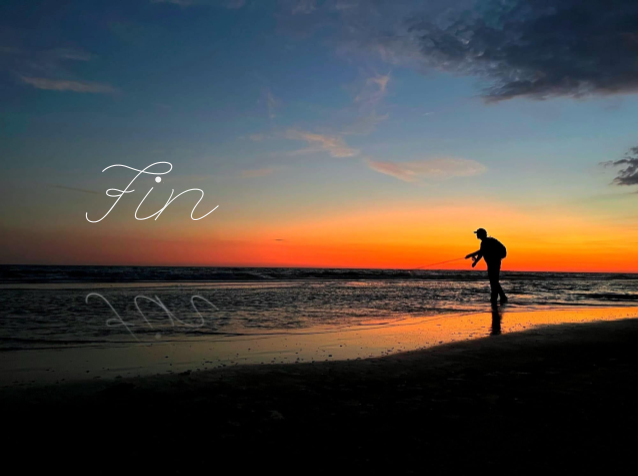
[1,0,638,272]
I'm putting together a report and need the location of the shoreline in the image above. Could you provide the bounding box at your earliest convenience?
[4,316,638,473]
[3,305,638,386]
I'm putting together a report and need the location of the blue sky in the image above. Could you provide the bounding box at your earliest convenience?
[2,0,638,269]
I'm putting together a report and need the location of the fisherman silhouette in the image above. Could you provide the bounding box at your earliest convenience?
[465,228,508,306]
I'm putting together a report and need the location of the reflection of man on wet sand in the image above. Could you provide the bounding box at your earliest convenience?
[465,228,508,306]
[491,306,502,336]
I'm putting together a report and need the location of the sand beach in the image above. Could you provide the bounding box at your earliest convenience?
[4,308,638,474]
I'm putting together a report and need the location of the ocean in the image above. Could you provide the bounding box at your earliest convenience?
[2,265,638,351]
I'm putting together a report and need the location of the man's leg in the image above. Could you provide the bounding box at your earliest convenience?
[498,282,507,302]
[488,267,499,304]
[489,264,507,303]
[495,262,507,302]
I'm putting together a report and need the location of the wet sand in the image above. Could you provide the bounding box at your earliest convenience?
[4,313,638,474]
[4,305,638,385]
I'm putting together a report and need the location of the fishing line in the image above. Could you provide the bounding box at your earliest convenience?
[412,257,467,270]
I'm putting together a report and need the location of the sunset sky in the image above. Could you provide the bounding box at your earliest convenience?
[2,0,638,272]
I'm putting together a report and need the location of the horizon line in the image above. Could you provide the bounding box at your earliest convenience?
[1,263,638,275]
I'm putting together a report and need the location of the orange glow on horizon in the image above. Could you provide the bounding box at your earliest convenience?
[3,200,638,273]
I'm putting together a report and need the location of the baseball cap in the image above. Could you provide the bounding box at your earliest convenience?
[473,228,487,235]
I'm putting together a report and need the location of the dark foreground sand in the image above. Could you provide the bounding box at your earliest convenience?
[5,318,638,474]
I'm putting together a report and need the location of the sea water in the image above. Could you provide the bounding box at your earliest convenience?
[1,265,637,351]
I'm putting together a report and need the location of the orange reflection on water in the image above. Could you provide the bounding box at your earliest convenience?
[2,306,638,386]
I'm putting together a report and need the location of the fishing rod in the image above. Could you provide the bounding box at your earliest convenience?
[412,257,467,270]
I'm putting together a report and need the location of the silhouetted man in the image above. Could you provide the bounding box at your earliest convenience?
[465,228,508,306]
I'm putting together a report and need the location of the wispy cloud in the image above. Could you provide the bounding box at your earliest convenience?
[366,157,486,183]
[344,73,390,135]
[333,1,358,11]
[240,167,275,178]
[20,77,117,94]
[602,146,638,186]
[291,0,317,15]
[2,46,116,94]
[259,87,281,119]
[0,46,93,74]
[354,74,389,106]
[266,89,279,119]
[285,129,359,158]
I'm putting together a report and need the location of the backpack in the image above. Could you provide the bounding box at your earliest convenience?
[495,239,507,259]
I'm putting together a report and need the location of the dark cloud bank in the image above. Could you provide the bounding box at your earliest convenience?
[407,0,638,101]
[284,0,638,102]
